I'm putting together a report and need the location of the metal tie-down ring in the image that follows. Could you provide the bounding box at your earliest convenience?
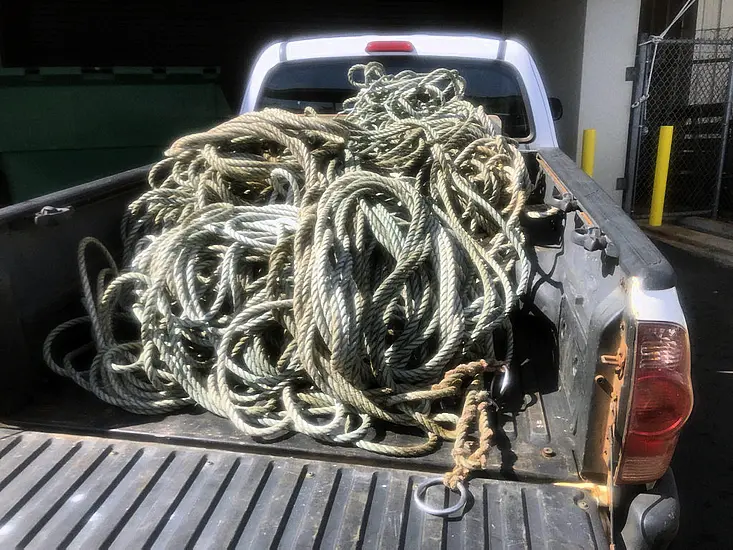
[413,477,468,517]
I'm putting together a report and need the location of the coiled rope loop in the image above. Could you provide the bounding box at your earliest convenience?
[45,62,531,485]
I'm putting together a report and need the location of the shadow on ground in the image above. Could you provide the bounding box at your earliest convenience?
[655,241,733,548]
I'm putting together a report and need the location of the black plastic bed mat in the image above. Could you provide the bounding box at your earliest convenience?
[3,381,578,483]
[0,427,608,549]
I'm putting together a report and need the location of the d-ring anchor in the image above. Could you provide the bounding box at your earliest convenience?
[413,477,468,517]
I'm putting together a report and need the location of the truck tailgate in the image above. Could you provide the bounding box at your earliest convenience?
[0,428,608,549]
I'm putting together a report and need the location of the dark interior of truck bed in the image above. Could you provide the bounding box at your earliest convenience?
[6,309,577,482]
[0,165,582,484]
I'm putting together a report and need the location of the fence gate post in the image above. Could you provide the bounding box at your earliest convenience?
[713,55,733,219]
[623,41,651,215]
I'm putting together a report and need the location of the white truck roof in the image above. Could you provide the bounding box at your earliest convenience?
[240,34,558,149]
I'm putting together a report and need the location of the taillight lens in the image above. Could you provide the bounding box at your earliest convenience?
[616,322,693,484]
[365,41,415,53]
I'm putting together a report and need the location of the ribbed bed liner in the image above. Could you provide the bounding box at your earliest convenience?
[0,428,607,549]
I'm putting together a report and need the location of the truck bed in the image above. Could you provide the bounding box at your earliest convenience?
[0,427,607,549]
[2,354,577,483]
[0,164,584,483]
[0,154,635,547]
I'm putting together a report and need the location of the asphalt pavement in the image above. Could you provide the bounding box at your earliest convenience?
[655,240,733,547]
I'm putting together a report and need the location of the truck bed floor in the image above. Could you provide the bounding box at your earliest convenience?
[0,427,607,549]
[2,377,578,483]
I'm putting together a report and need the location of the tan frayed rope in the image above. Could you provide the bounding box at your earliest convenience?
[44,62,530,487]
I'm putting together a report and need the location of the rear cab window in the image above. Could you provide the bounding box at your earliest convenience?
[257,57,532,140]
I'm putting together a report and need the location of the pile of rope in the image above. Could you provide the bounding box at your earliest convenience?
[45,62,531,488]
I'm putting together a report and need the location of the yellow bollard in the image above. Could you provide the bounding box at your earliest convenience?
[649,126,674,227]
[581,129,596,177]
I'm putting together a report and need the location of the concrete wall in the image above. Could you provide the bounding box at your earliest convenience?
[575,0,643,202]
[503,0,587,156]
[504,0,643,201]
[697,0,733,30]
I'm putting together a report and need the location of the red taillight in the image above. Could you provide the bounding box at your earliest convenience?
[616,322,693,484]
[365,41,415,53]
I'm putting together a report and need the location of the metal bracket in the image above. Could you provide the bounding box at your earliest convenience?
[571,226,620,258]
[601,322,628,379]
[34,205,74,226]
[625,66,636,82]
[545,192,578,212]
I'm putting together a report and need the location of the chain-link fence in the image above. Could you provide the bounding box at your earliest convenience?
[625,28,733,219]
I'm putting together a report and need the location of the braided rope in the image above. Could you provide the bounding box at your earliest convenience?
[44,63,531,482]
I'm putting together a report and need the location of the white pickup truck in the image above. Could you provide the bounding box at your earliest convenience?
[0,34,692,549]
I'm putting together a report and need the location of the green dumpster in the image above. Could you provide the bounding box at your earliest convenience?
[0,67,231,204]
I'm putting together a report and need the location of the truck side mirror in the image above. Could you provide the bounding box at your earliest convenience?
[549,97,563,121]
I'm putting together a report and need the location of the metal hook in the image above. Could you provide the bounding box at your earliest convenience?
[413,477,468,517]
